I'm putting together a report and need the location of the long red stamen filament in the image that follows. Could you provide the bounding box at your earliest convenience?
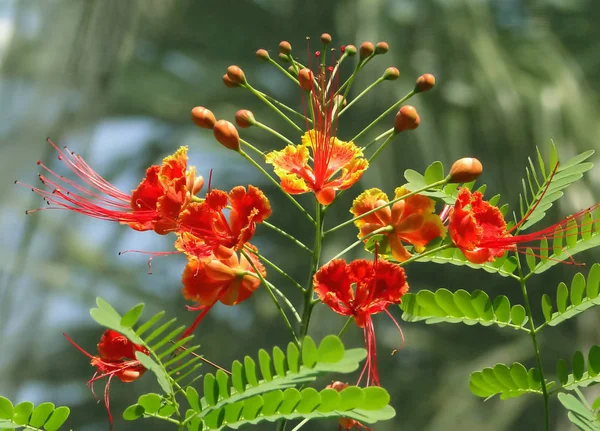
[63,333,95,359]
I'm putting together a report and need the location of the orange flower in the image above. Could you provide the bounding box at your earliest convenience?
[177,185,271,258]
[23,140,202,235]
[314,259,408,386]
[350,187,446,262]
[65,330,148,428]
[180,246,266,337]
[266,131,368,205]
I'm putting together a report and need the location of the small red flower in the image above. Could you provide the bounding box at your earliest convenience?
[22,139,201,235]
[314,259,408,386]
[326,382,372,431]
[64,330,148,428]
[351,187,446,261]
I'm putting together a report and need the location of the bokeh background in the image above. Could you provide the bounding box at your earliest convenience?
[1,0,600,430]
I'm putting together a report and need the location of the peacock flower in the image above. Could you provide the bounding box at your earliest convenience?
[180,246,266,337]
[314,258,408,386]
[64,330,148,428]
[22,139,202,235]
[350,187,446,262]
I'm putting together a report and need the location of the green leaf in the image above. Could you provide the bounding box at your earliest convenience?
[317,335,345,363]
[424,161,444,184]
[558,393,600,431]
[470,363,549,400]
[136,352,172,394]
[138,393,162,414]
[556,345,600,392]
[404,169,427,188]
[123,404,145,421]
[43,406,70,431]
[29,402,54,428]
[12,402,33,426]
[302,337,318,369]
[120,303,145,328]
[186,387,200,412]
[413,247,517,277]
[0,398,13,420]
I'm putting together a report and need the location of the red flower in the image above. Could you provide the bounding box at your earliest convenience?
[326,382,372,431]
[65,330,148,428]
[314,259,408,386]
[22,139,202,235]
[351,187,446,261]
[177,185,271,258]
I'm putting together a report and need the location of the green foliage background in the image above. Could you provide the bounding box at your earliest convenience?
[1,0,599,429]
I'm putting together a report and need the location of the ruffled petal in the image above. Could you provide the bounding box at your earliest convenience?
[266,144,314,193]
[325,138,364,177]
[396,213,447,253]
[350,188,391,232]
[389,235,412,262]
[129,165,162,232]
[313,259,354,317]
[393,186,436,220]
[229,185,272,247]
[326,157,368,191]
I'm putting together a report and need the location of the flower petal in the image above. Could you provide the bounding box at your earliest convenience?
[350,188,391,232]
[229,185,272,247]
[313,259,354,317]
[265,145,313,194]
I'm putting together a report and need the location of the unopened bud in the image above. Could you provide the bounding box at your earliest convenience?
[235,109,255,128]
[222,74,238,88]
[213,120,240,151]
[192,176,204,195]
[449,158,483,183]
[415,73,435,93]
[344,45,357,56]
[191,106,216,129]
[279,41,292,55]
[256,49,270,61]
[320,33,332,44]
[278,53,290,63]
[316,187,336,206]
[287,65,297,76]
[298,68,314,91]
[375,41,389,54]
[226,65,246,85]
[327,381,349,392]
[394,105,420,133]
[359,42,374,60]
[383,67,400,81]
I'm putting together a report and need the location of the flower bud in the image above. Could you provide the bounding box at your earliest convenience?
[256,49,270,61]
[279,41,292,55]
[278,53,290,63]
[222,74,238,88]
[213,120,240,151]
[298,68,314,91]
[326,381,349,392]
[320,33,332,44]
[191,106,216,129]
[449,158,483,183]
[316,187,336,206]
[394,105,420,133]
[227,65,246,85]
[343,45,357,56]
[415,73,435,93]
[287,65,297,76]
[383,67,400,81]
[191,176,204,195]
[235,109,255,128]
[359,42,374,60]
[375,41,389,54]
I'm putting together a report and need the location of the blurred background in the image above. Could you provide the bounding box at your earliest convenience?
[1,0,600,430]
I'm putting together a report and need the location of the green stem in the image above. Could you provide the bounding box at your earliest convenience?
[239,148,315,225]
[367,131,398,164]
[245,84,302,132]
[361,128,393,151]
[299,204,324,341]
[339,77,384,117]
[266,280,302,323]
[351,90,415,143]
[240,139,265,157]
[329,226,393,261]
[324,177,449,235]
[337,316,354,338]
[262,221,313,253]
[254,120,295,146]
[242,250,300,346]
[397,243,454,267]
[258,90,310,123]
[268,57,300,85]
[516,255,550,431]
[244,245,305,292]
[290,418,311,431]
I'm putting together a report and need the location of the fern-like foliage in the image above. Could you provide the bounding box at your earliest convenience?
[400,288,529,331]
[537,264,600,330]
[0,397,70,431]
[558,393,600,431]
[555,345,600,392]
[469,363,553,400]
[411,247,518,278]
[403,161,479,204]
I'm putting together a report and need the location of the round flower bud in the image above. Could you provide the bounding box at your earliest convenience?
[222,74,237,88]
[415,73,435,93]
[256,49,270,61]
[375,41,389,54]
[235,109,255,128]
[226,65,246,85]
[278,53,290,63]
[394,105,420,133]
[213,120,240,151]
[343,45,357,56]
[298,68,314,91]
[191,106,216,129]
[449,158,483,183]
[320,33,332,44]
[359,42,375,60]
[287,65,297,76]
[383,66,400,81]
[326,381,349,392]
[279,41,292,55]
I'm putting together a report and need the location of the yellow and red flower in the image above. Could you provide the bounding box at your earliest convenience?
[350,187,446,262]
[314,258,408,386]
[65,330,148,427]
[24,140,202,235]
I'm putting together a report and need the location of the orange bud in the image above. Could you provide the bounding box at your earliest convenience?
[359,42,374,60]
[375,41,389,54]
[256,49,270,61]
[343,45,357,56]
[320,33,332,44]
[235,109,255,128]
[394,105,420,133]
[316,187,336,206]
[226,65,246,85]
[213,120,240,151]
[222,74,238,88]
[415,73,435,93]
[298,68,314,91]
[190,106,216,129]
[326,381,349,392]
[279,41,292,55]
[449,158,483,183]
[383,66,400,81]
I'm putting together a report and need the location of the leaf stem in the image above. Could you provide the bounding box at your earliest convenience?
[290,418,311,431]
[367,131,397,164]
[262,221,313,253]
[254,120,295,146]
[244,245,305,292]
[328,226,393,261]
[245,84,303,132]
[338,77,384,117]
[337,316,354,338]
[397,243,454,266]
